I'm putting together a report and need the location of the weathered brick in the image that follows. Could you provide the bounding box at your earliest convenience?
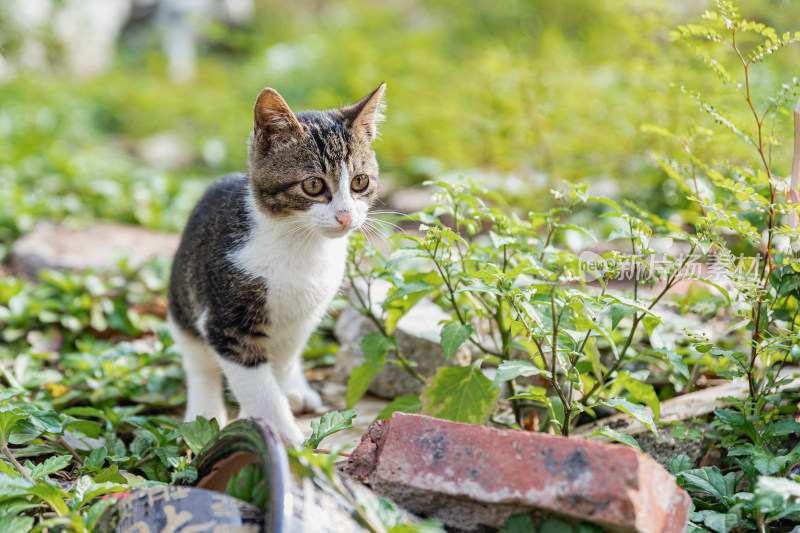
[343,418,391,483]
[354,413,689,533]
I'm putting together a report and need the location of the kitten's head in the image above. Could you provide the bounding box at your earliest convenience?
[247,84,385,239]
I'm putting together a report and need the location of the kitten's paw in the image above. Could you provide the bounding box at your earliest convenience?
[286,385,323,415]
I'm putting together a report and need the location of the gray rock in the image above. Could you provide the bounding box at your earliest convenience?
[333,280,471,399]
[10,222,179,276]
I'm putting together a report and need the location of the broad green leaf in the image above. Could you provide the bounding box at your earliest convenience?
[539,519,574,533]
[0,389,25,404]
[179,416,220,455]
[610,304,635,330]
[547,395,565,431]
[762,419,800,440]
[614,372,660,420]
[652,349,690,380]
[713,409,759,444]
[602,296,661,321]
[8,420,41,444]
[498,513,535,533]
[669,453,694,474]
[361,333,395,369]
[305,409,357,449]
[385,249,428,269]
[92,464,128,484]
[375,394,422,420]
[700,510,741,533]
[422,361,499,424]
[588,426,641,450]
[383,282,436,305]
[27,409,63,435]
[29,455,71,480]
[454,279,504,296]
[754,476,800,515]
[0,514,34,533]
[0,473,35,499]
[440,323,474,359]
[28,483,69,516]
[491,359,550,389]
[346,363,378,409]
[728,443,800,476]
[0,412,26,441]
[601,397,657,435]
[85,446,108,469]
[677,467,736,500]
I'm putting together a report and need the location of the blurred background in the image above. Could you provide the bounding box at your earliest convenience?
[1,0,799,258]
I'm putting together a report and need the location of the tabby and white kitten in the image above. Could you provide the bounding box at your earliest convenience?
[168,84,385,442]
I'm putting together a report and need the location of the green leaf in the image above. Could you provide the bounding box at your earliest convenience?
[0,473,35,500]
[0,389,25,404]
[27,409,63,435]
[539,519,574,533]
[346,363,378,409]
[375,394,423,420]
[440,323,474,359]
[762,419,800,440]
[385,248,428,269]
[92,464,128,484]
[454,279,504,296]
[0,514,34,533]
[652,349,690,380]
[728,443,800,476]
[0,412,26,441]
[305,409,357,449]
[610,304,635,330]
[677,467,736,500]
[491,360,550,389]
[85,446,108,469]
[601,397,657,435]
[29,455,71,480]
[28,482,70,516]
[383,282,436,305]
[713,409,759,444]
[614,372,660,420]
[669,454,694,474]
[498,513,535,533]
[422,361,499,424]
[588,426,642,450]
[361,333,396,369]
[179,416,220,455]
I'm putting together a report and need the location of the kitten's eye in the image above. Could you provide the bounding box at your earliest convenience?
[351,174,370,192]
[302,177,325,196]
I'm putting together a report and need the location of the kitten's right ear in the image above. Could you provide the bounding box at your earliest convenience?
[253,88,304,149]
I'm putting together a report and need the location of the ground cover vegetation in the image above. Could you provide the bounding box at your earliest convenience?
[1,0,800,531]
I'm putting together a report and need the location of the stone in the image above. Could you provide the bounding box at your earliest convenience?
[333,279,471,399]
[348,413,690,533]
[10,222,179,277]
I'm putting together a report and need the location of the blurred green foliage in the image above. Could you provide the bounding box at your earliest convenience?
[1,0,799,257]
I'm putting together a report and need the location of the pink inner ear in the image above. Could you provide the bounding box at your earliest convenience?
[254,88,301,134]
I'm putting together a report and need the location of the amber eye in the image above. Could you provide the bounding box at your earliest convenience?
[302,177,325,196]
[351,174,370,192]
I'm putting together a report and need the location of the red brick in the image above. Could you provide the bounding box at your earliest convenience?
[343,419,391,483]
[360,413,690,533]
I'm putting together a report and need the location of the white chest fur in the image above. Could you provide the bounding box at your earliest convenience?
[228,199,348,367]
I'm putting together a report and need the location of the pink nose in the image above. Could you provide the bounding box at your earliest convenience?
[336,211,352,227]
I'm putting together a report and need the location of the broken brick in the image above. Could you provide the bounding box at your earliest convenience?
[349,413,689,533]
[343,418,391,484]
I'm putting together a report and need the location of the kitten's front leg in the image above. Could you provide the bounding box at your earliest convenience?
[217,358,305,443]
[276,359,323,415]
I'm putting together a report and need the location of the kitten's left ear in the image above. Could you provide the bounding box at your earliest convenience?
[340,83,386,142]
